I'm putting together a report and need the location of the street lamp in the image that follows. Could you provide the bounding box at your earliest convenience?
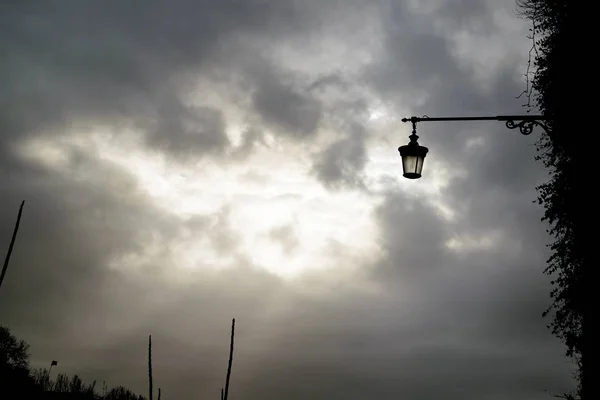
[398,115,551,179]
[398,119,429,179]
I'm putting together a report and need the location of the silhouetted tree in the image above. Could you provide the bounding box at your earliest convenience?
[105,386,146,400]
[1,327,145,400]
[31,369,97,397]
[33,368,54,391]
[0,361,37,396]
[0,325,30,369]
[516,1,586,399]
[0,325,37,396]
[68,375,84,393]
[54,373,72,392]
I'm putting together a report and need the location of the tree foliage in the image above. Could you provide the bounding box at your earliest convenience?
[105,386,147,400]
[516,0,584,398]
[0,325,30,369]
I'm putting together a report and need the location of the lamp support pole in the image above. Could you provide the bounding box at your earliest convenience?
[401,115,552,136]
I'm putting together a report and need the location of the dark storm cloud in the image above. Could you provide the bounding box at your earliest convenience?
[0,0,331,161]
[311,125,367,190]
[364,0,460,102]
[252,70,323,138]
[0,1,576,400]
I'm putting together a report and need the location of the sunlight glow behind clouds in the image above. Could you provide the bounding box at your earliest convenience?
[17,126,385,279]
[16,108,466,280]
[16,122,467,280]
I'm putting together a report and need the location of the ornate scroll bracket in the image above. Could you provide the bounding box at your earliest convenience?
[504,118,551,135]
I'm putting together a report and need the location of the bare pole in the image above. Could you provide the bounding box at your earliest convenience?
[222,318,235,400]
[149,335,153,400]
[0,200,25,292]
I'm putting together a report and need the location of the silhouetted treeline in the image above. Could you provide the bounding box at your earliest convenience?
[1,325,146,400]
[516,1,587,399]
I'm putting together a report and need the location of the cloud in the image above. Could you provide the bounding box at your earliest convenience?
[267,224,299,254]
[144,103,230,158]
[252,68,323,138]
[0,0,329,160]
[0,1,575,399]
[311,124,367,190]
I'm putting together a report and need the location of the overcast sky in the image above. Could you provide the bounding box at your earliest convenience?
[0,1,575,399]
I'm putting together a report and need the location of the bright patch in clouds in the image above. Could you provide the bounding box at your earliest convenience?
[17,127,383,279]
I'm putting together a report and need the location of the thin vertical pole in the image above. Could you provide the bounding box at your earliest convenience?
[0,201,25,292]
[223,318,235,400]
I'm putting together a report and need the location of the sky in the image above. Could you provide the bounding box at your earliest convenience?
[0,1,575,399]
